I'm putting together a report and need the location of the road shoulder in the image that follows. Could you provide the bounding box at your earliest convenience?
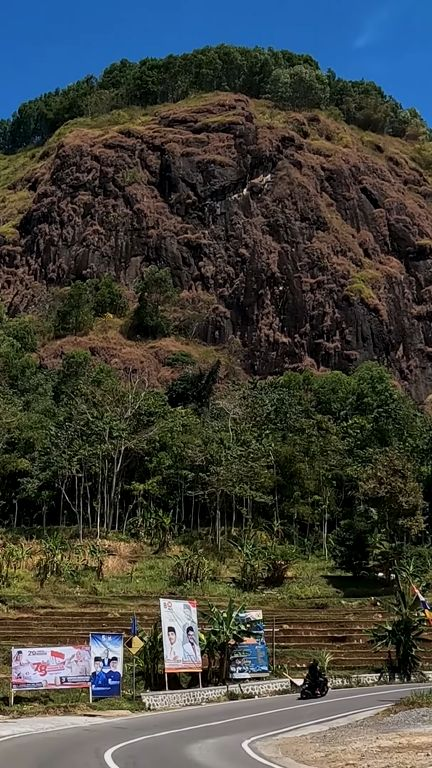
[256,708,388,768]
[257,707,432,768]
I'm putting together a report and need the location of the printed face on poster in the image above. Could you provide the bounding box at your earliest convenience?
[11,645,91,691]
[159,598,202,672]
[89,633,123,698]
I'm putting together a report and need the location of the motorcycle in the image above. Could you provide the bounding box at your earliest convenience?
[300,675,329,699]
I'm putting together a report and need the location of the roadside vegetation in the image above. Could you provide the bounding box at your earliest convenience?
[385,689,432,714]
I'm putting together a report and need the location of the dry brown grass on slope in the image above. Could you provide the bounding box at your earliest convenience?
[38,316,245,388]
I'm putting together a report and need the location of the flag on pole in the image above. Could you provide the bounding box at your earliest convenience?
[412,586,432,626]
[130,614,139,637]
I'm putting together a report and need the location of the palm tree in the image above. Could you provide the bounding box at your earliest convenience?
[204,598,249,684]
[369,570,424,681]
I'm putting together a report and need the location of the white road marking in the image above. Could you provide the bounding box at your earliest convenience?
[241,705,385,767]
[103,685,430,768]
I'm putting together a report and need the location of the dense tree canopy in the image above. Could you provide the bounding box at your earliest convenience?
[0,45,429,154]
[268,65,330,110]
[0,301,431,577]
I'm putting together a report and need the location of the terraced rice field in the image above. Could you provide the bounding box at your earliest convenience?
[1,599,431,673]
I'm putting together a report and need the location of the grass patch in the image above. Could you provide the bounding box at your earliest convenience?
[0,687,146,717]
[0,148,42,189]
[360,133,385,155]
[48,108,153,144]
[345,269,381,306]
[382,689,432,716]
[252,100,301,130]
[411,143,432,173]
[0,149,43,240]
[197,111,243,127]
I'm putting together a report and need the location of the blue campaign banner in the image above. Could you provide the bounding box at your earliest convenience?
[89,633,123,699]
[229,610,269,680]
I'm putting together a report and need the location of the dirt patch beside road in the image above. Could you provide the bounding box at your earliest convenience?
[259,709,432,768]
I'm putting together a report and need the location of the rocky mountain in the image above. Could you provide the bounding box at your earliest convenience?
[2,93,432,400]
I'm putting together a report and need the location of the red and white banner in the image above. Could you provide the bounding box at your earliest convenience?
[11,645,91,691]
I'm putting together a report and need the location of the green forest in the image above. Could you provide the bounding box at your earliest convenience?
[0,44,429,154]
[0,268,431,583]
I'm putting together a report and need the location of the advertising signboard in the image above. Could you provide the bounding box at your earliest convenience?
[229,609,270,680]
[159,598,202,673]
[11,645,91,691]
[89,633,123,699]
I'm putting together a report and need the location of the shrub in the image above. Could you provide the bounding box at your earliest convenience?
[90,275,128,318]
[400,546,432,585]
[134,622,163,691]
[330,520,371,577]
[34,534,72,587]
[4,316,38,352]
[238,555,264,592]
[167,361,220,409]
[86,541,108,580]
[165,351,196,368]
[127,299,171,340]
[0,540,29,586]
[230,530,266,592]
[53,283,95,338]
[264,545,296,587]
[369,571,424,682]
[171,290,218,339]
[127,267,176,341]
[170,548,214,586]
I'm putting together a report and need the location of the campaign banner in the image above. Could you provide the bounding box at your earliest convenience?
[89,633,123,699]
[11,646,91,691]
[160,598,202,673]
[229,610,270,680]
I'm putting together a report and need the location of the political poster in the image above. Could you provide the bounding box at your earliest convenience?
[11,645,91,691]
[229,610,269,680]
[160,598,202,673]
[89,633,123,699]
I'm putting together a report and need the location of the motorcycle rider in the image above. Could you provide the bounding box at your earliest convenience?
[305,658,322,692]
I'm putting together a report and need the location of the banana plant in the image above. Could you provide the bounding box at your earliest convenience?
[203,598,249,684]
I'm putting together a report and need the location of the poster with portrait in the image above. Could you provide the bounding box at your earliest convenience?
[229,610,269,680]
[89,633,123,699]
[11,645,91,691]
[159,598,202,673]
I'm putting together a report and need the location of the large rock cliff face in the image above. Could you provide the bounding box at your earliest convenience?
[2,93,432,400]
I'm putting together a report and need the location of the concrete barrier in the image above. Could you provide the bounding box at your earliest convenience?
[140,678,292,710]
[140,671,432,711]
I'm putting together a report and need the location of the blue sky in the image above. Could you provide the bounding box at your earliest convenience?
[1,0,430,121]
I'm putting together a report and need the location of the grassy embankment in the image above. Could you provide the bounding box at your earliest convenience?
[0,535,391,610]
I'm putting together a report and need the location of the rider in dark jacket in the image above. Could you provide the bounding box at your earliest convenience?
[305,659,321,689]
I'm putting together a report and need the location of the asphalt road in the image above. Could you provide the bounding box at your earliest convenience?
[0,684,430,768]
